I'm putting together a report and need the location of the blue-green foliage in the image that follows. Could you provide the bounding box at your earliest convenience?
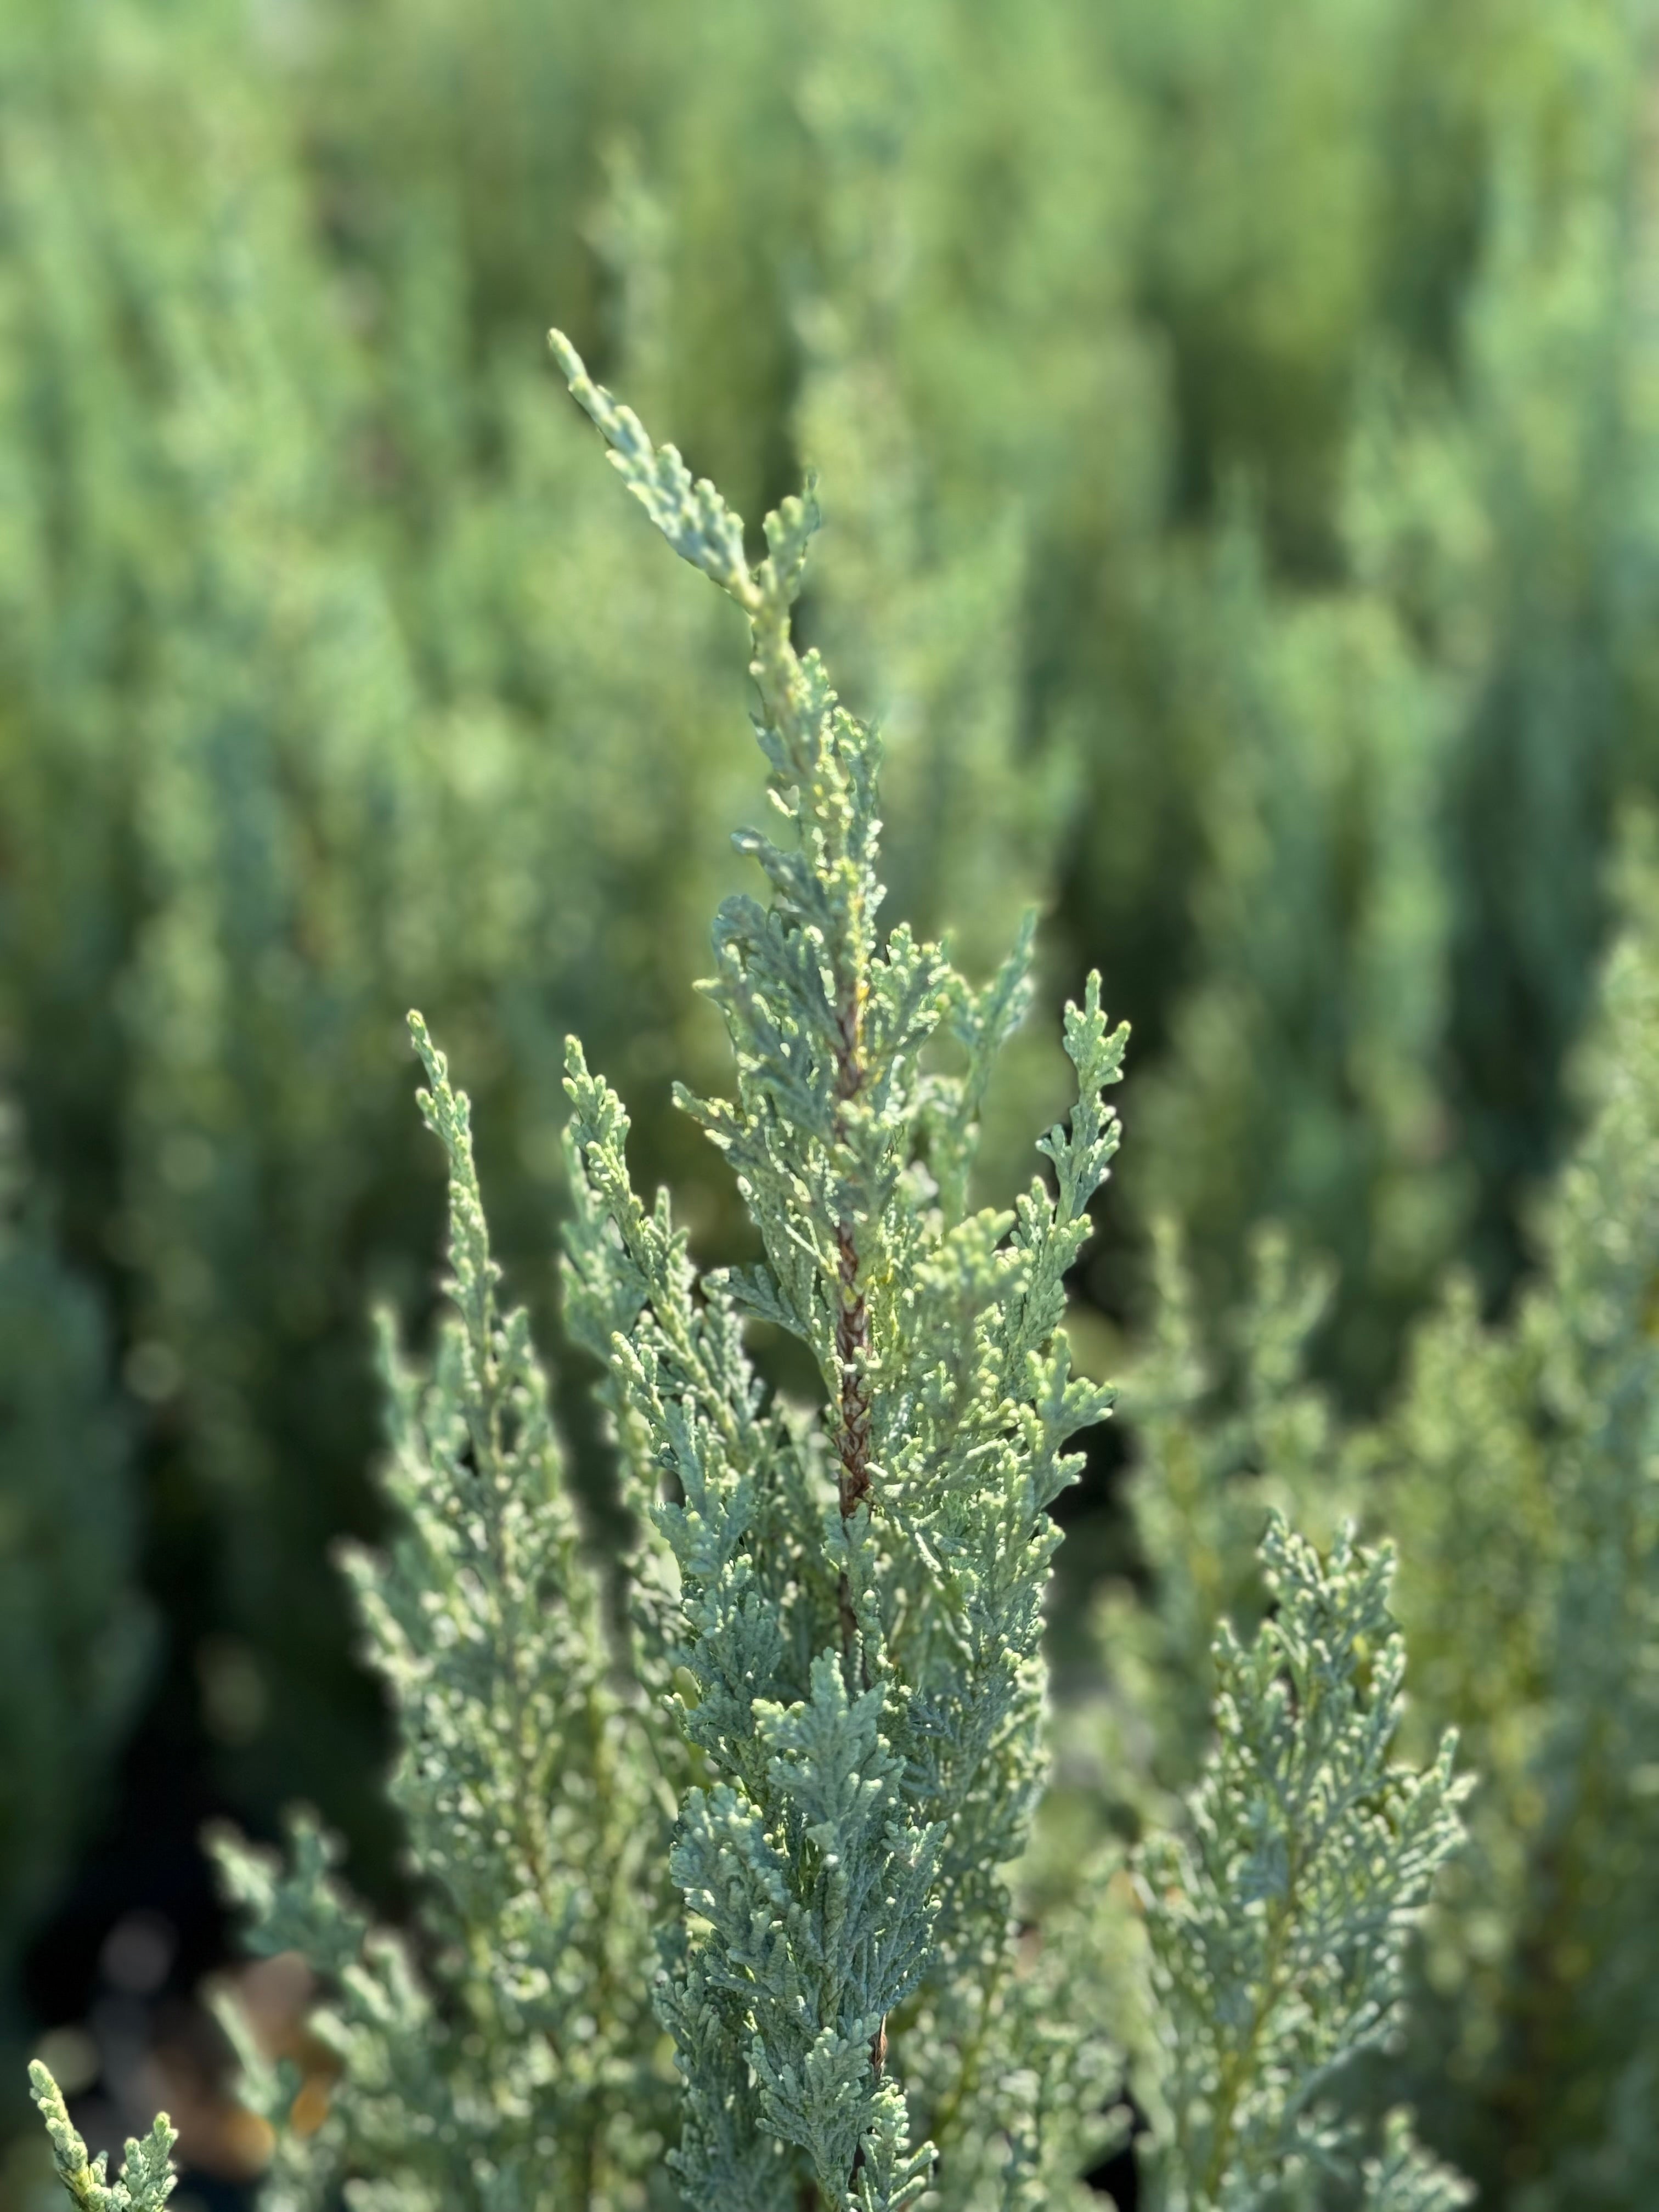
[2,0,1080,1956]
[1091,1224,1348,1814]
[1091,842,1659,2207]
[553,331,1128,2208]
[25,351,1462,2212]
[1086,0,1659,1401]
[8,0,1657,2195]
[1140,1517,1468,2212]
[208,1018,680,2212]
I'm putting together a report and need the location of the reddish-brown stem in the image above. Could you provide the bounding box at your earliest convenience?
[832,981,872,1523]
[826,975,893,2192]
[835,1228,873,1519]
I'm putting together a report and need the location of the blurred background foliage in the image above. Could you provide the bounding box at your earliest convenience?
[4,0,1659,2202]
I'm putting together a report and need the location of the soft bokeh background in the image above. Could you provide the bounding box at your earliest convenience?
[2,0,1656,2203]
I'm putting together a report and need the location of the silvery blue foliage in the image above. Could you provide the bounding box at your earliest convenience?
[1139,1515,1469,2212]
[29,341,1469,2212]
[205,1023,680,2212]
[551,329,1130,2210]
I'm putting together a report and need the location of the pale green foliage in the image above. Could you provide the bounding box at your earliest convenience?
[208,1018,679,2211]
[10,0,1659,2114]
[172,340,1468,2212]
[553,332,1128,2210]
[1358,2112,1477,2212]
[1139,1516,1469,2212]
[26,2066,175,2212]
[0,0,1094,1898]
[9,5,1659,2205]
[0,0,772,1872]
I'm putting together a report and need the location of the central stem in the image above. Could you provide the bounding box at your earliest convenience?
[830,970,888,2197]
[833,981,872,1522]
[832,975,872,1668]
[834,1223,873,1516]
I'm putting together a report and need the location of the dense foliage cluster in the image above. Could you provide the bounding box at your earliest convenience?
[43,347,1470,2212]
[7,0,1659,2203]
[1073,843,1659,2204]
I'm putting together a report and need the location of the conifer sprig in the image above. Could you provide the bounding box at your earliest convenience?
[206,1020,677,2210]
[1139,1515,1469,2212]
[552,330,1128,2211]
[28,2064,177,2212]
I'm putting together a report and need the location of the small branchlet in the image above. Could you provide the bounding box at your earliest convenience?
[30,2063,178,2212]
[1139,1514,1470,2212]
[203,1017,678,2208]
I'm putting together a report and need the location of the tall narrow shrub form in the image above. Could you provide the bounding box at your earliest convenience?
[548,330,1130,2207]
[10,0,1659,2102]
